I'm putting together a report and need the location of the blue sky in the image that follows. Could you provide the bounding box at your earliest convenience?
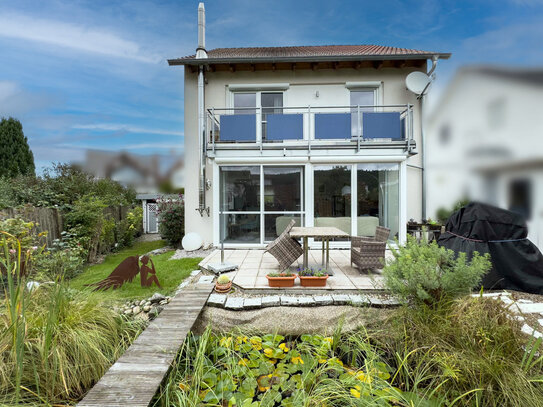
[1,0,542,172]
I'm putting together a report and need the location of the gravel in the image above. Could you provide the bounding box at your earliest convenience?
[170,248,214,259]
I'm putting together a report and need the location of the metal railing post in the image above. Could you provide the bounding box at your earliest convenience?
[211,108,215,153]
[357,104,361,152]
[307,105,311,155]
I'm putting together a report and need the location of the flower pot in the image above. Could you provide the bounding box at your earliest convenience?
[266,274,296,288]
[299,275,329,287]
[215,281,232,293]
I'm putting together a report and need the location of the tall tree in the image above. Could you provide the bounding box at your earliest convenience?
[0,117,35,177]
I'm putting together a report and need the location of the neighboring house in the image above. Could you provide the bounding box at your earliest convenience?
[426,65,543,249]
[81,149,185,234]
[168,3,450,248]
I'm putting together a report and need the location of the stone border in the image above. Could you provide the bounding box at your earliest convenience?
[206,292,401,310]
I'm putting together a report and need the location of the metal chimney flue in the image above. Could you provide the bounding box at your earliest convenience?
[196,2,207,59]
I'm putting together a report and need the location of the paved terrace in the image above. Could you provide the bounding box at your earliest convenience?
[199,249,393,290]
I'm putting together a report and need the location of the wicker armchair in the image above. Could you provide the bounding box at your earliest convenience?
[265,219,303,272]
[351,226,390,271]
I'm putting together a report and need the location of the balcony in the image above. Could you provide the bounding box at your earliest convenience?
[206,104,414,153]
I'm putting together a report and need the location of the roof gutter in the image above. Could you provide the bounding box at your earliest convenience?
[168,53,451,66]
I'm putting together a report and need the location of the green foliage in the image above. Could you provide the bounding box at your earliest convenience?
[383,236,490,304]
[297,266,327,277]
[117,206,143,248]
[217,274,231,284]
[267,272,294,277]
[158,198,185,246]
[0,117,35,178]
[377,297,543,406]
[0,235,142,405]
[33,231,86,280]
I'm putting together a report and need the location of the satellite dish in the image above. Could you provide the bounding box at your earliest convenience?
[406,71,431,95]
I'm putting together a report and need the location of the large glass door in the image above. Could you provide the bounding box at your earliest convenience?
[357,163,399,238]
[313,165,352,235]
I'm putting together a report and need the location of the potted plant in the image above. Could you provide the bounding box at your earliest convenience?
[298,267,329,287]
[215,274,232,293]
[266,271,296,288]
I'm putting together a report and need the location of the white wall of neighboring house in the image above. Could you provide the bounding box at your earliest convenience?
[426,66,543,248]
[184,67,426,246]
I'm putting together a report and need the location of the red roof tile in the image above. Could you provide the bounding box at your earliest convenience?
[169,44,450,65]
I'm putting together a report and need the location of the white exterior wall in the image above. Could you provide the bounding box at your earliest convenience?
[184,67,425,247]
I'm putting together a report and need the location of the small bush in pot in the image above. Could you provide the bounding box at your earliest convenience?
[266,271,296,287]
[215,274,232,293]
[298,267,329,287]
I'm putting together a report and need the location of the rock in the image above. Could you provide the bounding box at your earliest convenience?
[517,303,543,314]
[123,309,132,315]
[135,312,150,322]
[150,293,166,304]
[313,295,333,306]
[191,270,201,277]
[298,297,315,306]
[208,293,227,307]
[145,301,151,306]
[225,297,244,310]
[149,306,164,319]
[159,300,168,306]
[132,306,141,315]
[349,294,369,306]
[332,294,350,305]
[280,296,299,306]
[261,296,281,307]
[244,297,262,309]
[139,299,146,306]
[521,324,543,338]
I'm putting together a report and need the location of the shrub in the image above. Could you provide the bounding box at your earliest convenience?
[383,236,491,304]
[157,197,185,246]
[33,232,86,280]
[117,206,143,248]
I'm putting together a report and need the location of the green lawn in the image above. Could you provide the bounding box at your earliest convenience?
[70,240,202,302]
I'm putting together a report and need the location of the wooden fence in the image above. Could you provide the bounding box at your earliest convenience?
[0,205,132,247]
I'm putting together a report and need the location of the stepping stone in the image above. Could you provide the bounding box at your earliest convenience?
[349,294,369,306]
[207,293,227,307]
[368,296,401,307]
[244,297,262,309]
[190,270,201,277]
[225,297,244,310]
[198,275,214,285]
[280,296,299,306]
[298,296,315,306]
[332,294,350,305]
[521,324,543,338]
[313,295,333,306]
[517,303,543,314]
[261,296,280,307]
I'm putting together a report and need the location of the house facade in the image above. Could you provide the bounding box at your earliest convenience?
[169,3,449,248]
[426,65,543,249]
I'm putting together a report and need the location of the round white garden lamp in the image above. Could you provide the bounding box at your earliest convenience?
[182,232,203,251]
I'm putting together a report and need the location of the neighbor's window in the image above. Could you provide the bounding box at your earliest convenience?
[508,178,532,220]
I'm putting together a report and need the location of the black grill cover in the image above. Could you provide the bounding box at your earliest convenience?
[437,202,543,293]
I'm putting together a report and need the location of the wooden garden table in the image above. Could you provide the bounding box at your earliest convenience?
[289,226,349,274]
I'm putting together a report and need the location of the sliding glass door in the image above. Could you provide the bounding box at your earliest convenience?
[220,165,304,244]
[357,163,399,238]
[314,165,352,235]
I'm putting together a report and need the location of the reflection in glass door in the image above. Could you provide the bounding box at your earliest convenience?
[357,163,399,238]
[313,165,352,235]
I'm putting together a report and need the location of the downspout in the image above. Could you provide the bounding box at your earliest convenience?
[196,3,209,216]
[420,55,438,220]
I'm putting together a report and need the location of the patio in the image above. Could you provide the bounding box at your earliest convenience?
[199,249,393,290]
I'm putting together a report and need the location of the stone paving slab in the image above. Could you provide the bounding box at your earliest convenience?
[224,297,244,310]
[261,296,281,307]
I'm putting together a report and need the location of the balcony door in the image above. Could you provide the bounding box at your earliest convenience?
[233,92,284,141]
[350,89,376,137]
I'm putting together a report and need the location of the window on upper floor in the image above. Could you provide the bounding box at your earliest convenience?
[233,92,284,140]
[350,89,377,137]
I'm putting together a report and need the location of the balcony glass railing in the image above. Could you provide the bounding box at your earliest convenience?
[206,105,413,148]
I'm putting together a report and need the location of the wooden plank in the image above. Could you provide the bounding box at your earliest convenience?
[77,285,213,407]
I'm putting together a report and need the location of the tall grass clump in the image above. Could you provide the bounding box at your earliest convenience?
[0,234,143,405]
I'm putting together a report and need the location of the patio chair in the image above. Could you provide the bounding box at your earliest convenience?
[351,226,390,271]
[265,219,303,272]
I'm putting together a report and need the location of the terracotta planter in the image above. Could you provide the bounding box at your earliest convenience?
[215,281,232,293]
[266,274,296,288]
[299,275,329,287]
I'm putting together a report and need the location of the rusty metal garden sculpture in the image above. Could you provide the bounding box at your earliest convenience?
[86,255,162,291]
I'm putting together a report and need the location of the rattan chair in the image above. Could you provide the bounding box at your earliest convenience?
[265,219,303,271]
[351,226,390,271]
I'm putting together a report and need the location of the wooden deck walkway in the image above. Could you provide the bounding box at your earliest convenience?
[78,283,214,407]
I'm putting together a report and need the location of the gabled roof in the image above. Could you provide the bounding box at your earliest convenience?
[168,44,450,66]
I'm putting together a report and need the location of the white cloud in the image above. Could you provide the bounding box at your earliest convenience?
[0,81,57,117]
[72,123,183,137]
[0,13,161,63]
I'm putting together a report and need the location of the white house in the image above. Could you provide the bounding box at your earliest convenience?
[168,3,450,248]
[426,65,543,249]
